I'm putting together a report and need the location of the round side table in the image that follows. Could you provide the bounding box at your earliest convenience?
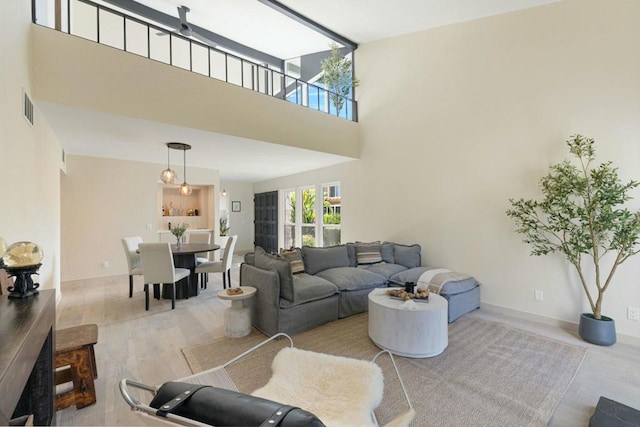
[217,286,256,338]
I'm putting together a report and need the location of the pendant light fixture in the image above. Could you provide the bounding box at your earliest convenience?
[175,143,193,196]
[160,143,177,184]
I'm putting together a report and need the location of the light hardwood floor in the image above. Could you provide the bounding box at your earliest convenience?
[55,257,640,426]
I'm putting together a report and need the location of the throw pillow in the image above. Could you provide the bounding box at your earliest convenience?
[301,245,350,275]
[254,246,295,302]
[280,247,305,274]
[389,243,422,268]
[355,241,383,265]
[381,242,395,264]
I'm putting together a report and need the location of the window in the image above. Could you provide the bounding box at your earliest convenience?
[322,183,341,246]
[281,183,341,248]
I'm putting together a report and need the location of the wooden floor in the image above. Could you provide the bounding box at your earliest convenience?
[55,257,640,426]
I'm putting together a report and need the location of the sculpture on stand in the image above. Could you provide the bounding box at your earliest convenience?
[1,240,44,299]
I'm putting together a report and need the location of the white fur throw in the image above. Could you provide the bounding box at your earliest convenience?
[251,347,384,427]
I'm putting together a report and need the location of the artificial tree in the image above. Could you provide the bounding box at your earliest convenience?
[506,134,640,321]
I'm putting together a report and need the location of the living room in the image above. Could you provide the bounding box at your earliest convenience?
[2,0,640,425]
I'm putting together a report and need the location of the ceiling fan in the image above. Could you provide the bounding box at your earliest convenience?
[157,5,217,47]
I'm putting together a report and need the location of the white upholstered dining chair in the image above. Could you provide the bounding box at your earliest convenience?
[195,235,237,289]
[138,243,190,310]
[121,236,144,298]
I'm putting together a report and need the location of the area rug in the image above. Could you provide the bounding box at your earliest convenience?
[181,314,586,426]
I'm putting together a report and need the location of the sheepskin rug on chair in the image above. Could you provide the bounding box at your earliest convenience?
[251,347,384,427]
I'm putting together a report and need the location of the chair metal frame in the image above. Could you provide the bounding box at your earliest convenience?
[120,333,414,427]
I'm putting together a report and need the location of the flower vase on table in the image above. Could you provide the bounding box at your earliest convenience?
[171,223,189,249]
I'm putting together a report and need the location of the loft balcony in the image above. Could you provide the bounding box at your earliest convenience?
[32,0,358,122]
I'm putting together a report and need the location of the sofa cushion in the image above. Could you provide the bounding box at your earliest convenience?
[279,274,339,308]
[385,243,421,269]
[302,245,350,275]
[390,266,479,295]
[280,248,305,274]
[255,246,295,302]
[316,267,387,291]
[389,266,430,285]
[345,243,357,267]
[355,241,383,265]
[381,242,395,264]
[244,252,255,265]
[363,262,407,280]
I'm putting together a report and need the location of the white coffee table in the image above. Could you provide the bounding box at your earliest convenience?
[217,286,256,338]
[368,288,448,358]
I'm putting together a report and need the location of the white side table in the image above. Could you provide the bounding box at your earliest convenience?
[217,286,256,338]
[368,289,448,358]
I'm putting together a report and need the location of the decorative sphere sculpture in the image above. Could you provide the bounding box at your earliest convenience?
[2,241,44,268]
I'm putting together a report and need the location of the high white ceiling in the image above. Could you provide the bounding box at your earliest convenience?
[48,0,558,182]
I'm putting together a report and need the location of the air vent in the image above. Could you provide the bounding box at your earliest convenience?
[22,89,34,126]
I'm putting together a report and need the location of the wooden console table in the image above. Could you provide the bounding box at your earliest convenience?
[0,289,56,425]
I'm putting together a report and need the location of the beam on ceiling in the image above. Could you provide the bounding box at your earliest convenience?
[257,0,358,51]
[100,0,284,68]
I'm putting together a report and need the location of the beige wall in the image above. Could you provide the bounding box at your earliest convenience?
[61,155,220,280]
[255,1,640,339]
[31,25,359,159]
[0,0,62,294]
[219,181,255,253]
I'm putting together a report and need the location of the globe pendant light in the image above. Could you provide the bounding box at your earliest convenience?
[166,142,192,196]
[160,143,177,184]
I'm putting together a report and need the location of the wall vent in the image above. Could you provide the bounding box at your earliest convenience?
[22,89,34,126]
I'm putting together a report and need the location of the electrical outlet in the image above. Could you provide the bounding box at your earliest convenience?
[102,261,109,269]
[628,307,640,321]
[146,223,153,230]
[534,290,544,302]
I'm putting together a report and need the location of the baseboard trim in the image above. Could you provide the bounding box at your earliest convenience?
[481,303,640,347]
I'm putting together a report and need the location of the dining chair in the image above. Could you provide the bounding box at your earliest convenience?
[187,231,211,263]
[195,235,237,289]
[121,236,144,298]
[138,243,190,310]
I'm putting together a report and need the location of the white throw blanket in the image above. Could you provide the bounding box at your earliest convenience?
[417,268,472,294]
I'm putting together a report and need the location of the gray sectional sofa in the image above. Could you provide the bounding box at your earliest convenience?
[240,242,480,336]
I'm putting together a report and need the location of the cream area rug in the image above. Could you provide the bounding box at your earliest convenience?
[181,313,586,427]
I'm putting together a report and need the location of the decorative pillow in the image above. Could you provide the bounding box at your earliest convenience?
[381,242,395,264]
[254,246,295,302]
[301,245,350,275]
[280,248,305,274]
[391,243,422,269]
[355,241,383,265]
[345,243,357,267]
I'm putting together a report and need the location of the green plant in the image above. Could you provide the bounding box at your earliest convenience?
[219,217,230,236]
[170,222,189,241]
[323,212,341,224]
[506,135,640,319]
[302,234,316,247]
[289,190,316,224]
[320,43,359,114]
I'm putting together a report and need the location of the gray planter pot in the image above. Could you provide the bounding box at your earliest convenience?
[578,313,616,346]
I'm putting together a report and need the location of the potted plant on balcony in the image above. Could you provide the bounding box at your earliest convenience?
[320,43,359,115]
[506,134,640,345]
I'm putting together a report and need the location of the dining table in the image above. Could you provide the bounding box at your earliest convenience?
[163,243,220,299]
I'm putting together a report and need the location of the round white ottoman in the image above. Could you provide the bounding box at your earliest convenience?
[368,288,448,358]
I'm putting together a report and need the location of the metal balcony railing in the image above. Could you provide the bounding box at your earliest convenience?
[32,0,357,121]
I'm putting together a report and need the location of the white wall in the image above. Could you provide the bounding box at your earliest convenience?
[219,181,255,253]
[255,1,640,339]
[0,0,62,294]
[61,155,219,280]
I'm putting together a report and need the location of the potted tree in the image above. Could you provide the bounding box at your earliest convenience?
[506,135,640,345]
[320,43,359,116]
